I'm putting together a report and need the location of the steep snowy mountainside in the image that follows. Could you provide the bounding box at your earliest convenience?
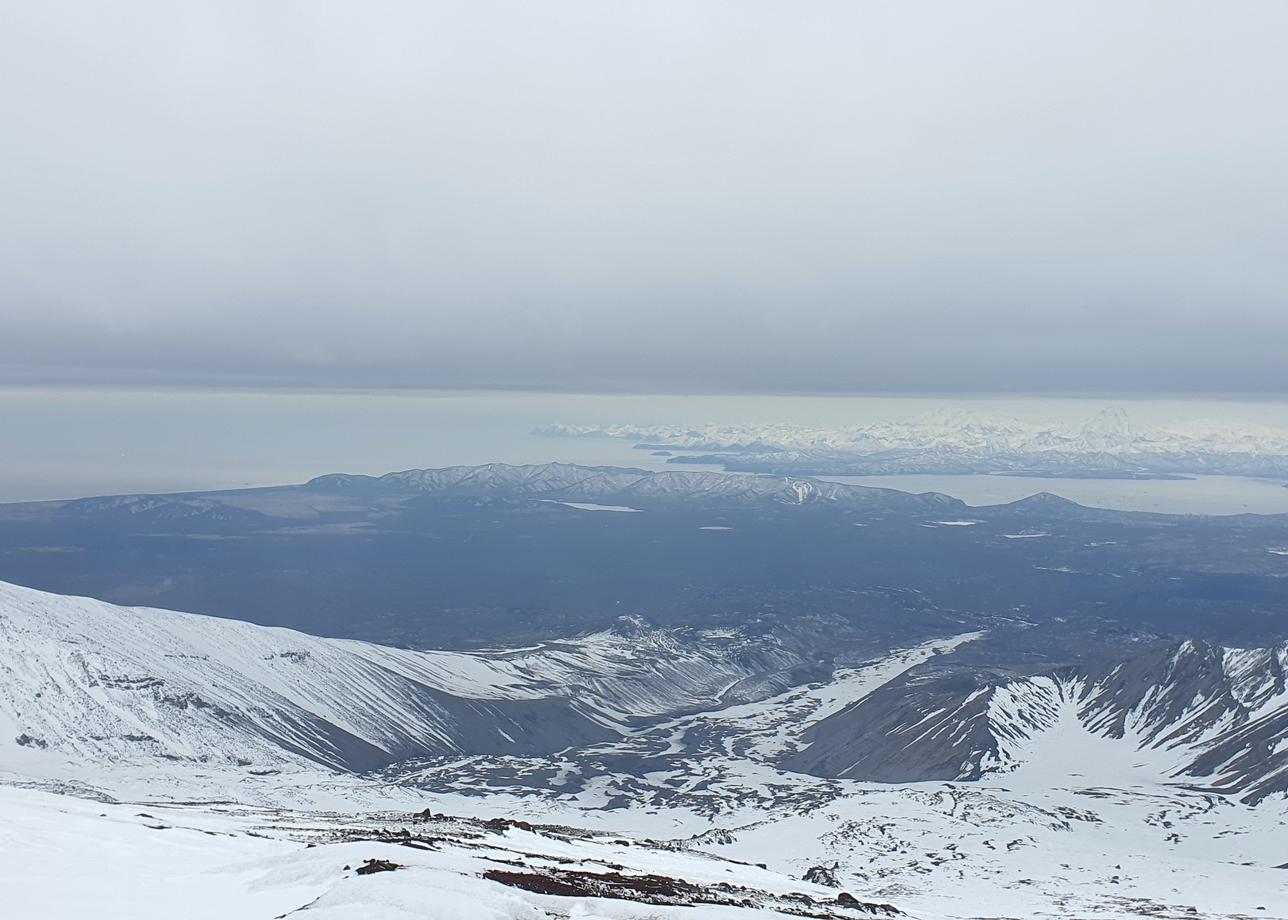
[787,639,1288,801]
[0,581,806,775]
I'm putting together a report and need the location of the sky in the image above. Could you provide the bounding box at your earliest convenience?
[2,1,1286,395]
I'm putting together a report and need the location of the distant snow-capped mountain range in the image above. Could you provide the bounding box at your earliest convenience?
[537,408,1288,478]
[539,407,1288,455]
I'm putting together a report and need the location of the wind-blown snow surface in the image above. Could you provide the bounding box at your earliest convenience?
[4,581,1288,919]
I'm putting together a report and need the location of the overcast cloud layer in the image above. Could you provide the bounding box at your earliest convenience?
[2,1,1286,394]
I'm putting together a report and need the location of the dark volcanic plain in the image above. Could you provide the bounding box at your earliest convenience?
[0,463,1283,669]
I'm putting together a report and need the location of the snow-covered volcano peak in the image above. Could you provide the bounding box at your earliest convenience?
[1069,406,1135,449]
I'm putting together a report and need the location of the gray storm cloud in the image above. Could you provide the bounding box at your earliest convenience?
[1,1,1286,393]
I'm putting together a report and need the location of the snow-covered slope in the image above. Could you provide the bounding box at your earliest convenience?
[0,785,901,920]
[0,581,802,775]
[4,581,1288,919]
[8,576,1284,802]
[788,640,1288,802]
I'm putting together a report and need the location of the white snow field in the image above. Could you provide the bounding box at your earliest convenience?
[2,580,1287,919]
[1,784,893,920]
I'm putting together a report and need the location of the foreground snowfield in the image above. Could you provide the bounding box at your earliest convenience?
[5,770,1285,920]
[3,580,1287,919]
[2,784,888,920]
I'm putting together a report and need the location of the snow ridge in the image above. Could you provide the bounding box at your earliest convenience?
[0,581,799,775]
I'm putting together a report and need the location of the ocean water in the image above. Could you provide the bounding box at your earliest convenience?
[1,387,1286,513]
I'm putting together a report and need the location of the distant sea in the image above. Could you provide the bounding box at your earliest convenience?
[2,387,1287,514]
